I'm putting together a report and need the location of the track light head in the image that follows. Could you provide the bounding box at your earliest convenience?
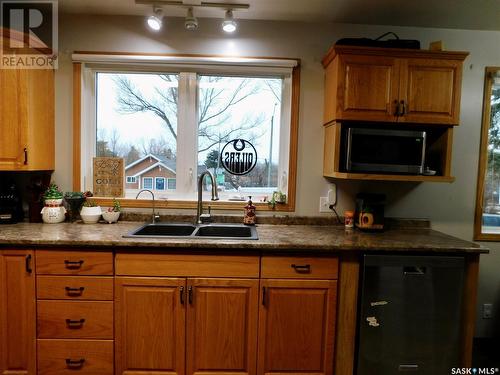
[222,9,237,33]
[185,7,198,31]
[147,6,163,31]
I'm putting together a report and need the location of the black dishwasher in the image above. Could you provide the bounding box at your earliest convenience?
[357,255,465,374]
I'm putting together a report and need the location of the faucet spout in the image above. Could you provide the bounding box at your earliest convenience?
[136,189,160,224]
[197,171,219,224]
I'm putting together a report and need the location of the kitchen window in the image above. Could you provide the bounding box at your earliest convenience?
[73,53,299,211]
[474,67,500,240]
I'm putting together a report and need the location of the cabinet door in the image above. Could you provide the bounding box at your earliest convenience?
[0,69,28,169]
[115,277,186,375]
[337,54,399,122]
[187,278,259,375]
[258,279,337,375]
[0,250,36,375]
[399,58,463,124]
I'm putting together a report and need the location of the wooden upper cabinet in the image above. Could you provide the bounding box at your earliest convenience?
[322,46,468,125]
[186,278,259,375]
[399,58,463,124]
[0,68,54,171]
[258,279,337,375]
[0,250,36,375]
[115,277,186,375]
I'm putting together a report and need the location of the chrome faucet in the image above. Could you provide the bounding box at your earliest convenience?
[196,171,219,224]
[136,189,160,224]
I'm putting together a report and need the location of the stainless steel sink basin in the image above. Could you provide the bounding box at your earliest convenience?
[124,223,258,240]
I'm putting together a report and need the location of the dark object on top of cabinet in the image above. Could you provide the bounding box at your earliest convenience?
[336,32,420,50]
[0,182,23,224]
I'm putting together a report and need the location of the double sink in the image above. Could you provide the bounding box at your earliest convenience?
[124,223,258,240]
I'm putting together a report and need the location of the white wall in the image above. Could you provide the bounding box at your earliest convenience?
[55,14,500,337]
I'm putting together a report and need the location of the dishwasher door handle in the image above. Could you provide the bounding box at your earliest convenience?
[403,266,426,275]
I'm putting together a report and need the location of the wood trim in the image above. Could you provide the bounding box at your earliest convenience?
[474,67,500,241]
[322,45,469,67]
[71,59,300,212]
[72,63,82,191]
[460,253,480,367]
[334,254,360,375]
[323,172,455,183]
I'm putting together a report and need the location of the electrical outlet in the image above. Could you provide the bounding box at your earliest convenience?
[319,197,330,213]
[483,303,493,319]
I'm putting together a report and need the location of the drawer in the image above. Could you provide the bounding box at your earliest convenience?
[116,253,260,278]
[37,276,114,300]
[37,339,113,375]
[261,256,339,279]
[36,250,113,275]
[37,300,113,339]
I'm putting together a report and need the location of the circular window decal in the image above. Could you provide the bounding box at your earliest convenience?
[220,139,258,176]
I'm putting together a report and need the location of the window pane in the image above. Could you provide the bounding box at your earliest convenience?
[167,178,176,190]
[197,75,283,201]
[143,177,153,189]
[96,72,178,198]
[482,74,500,234]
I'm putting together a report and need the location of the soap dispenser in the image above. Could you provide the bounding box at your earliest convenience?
[243,196,256,225]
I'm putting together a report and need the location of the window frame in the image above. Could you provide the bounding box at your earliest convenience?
[474,66,500,241]
[155,177,166,191]
[167,178,176,191]
[72,53,300,212]
[126,176,136,183]
[142,177,153,190]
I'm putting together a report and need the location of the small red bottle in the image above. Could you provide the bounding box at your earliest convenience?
[243,196,256,225]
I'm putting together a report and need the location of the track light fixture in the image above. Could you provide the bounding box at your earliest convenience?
[147,6,164,31]
[185,7,198,31]
[221,9,237,33]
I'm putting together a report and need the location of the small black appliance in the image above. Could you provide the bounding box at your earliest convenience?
[0,182,23,224]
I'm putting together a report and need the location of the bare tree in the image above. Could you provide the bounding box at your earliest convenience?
[113,75,266,154]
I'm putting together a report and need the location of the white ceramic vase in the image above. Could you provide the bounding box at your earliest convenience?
[41,199,66,224]
[80,206,102,224]
[102,210,120,224]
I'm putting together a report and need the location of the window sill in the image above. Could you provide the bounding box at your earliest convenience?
[91,197,294,212]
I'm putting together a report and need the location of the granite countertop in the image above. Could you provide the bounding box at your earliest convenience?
[0,221,487,253]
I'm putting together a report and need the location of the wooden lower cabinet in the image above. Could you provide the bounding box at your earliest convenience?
[258,279,337,375]
[0,250,36,375]
[187,278,259,375]
[115,277,259,375]
[115,277,186,375]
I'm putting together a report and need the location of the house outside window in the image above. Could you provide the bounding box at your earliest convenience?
[75,54,299,210]
[142,177,153,190]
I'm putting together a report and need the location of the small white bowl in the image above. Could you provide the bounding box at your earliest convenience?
[80,213,101,224]
[102,210,120,224]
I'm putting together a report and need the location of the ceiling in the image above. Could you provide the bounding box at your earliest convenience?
[59,0,500,31]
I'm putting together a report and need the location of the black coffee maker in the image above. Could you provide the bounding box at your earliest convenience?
[0,182,23,224]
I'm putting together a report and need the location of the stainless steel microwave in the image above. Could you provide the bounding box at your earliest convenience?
[346,128,426,174]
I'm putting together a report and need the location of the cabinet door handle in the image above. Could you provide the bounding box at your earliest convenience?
[65,286,85,296]
[188,286,193,304]
[400,100,407,115]
[23,148,28,165]
[65,358,85,368]
[64,260,84,269]
[25,254,32,273]
[291,264,311,273]
[394,99,400,116]
[262,286,267,306]
[65,318,85,328]
[180,286,185,304]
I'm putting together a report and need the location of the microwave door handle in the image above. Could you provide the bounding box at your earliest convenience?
[346,128,353,171]
[420,132,427,174]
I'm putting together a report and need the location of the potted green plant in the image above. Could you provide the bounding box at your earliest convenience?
[102,198,121,224]
[80,198,101,224]
[41,184,66,224]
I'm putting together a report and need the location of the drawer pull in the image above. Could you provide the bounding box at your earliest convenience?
[65,318,85,328]
[188,286,193,304]
[64,260,84,269]
[291,264,311,273]
[180,286,185,304]
[65,358,85,368]
[65,286,85,296]
[25,254,32,274]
